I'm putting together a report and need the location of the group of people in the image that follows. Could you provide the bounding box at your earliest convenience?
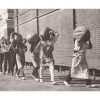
[0,26,96,87]
[0,32,27,80]
[0,27,59,85]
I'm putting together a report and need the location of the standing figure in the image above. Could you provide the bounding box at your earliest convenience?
[9,32,17,76]
[27,34,40,81]
[64,26,96,88]
[1,38,10,74]
[0,37,4,74]
[39,28,59,85]
[31,44,40,81]
[16,38,27,80]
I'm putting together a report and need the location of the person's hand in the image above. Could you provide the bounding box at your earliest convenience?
[39,35,42,41]
[74,63,80,67]
[55,32,60,36]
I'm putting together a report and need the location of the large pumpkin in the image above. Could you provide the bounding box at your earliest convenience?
[16,33,23,43]
[40,27,55,41]
[73,26,90,42]
[27,33,40,45]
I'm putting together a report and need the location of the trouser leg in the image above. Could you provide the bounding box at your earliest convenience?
[7,52,10,74]
[35,67,39,77]
[65,71,72,83]
[49,62,55,82]
[10,54,16,76]
[39,65,44,80]
[20,67,25,77]
[0,53,4,72]
[16,68,20,76]
[31,54,39,78]
[32,67,39,78]
[85,79,91,85]
[15,61,18,73]
[4,52,8,73]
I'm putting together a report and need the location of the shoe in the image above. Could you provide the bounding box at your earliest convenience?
[40,79,43,82]
[10,72,14,76]
[86,84,96,88]
[16,74,19,78]
[6,71,8,74]
[15,73,18,77]
[51,81,57,85]
[0,72,2,74]
[7,72,10,75]
[64,81,70,87]
[31,75,39,81]
[22,77,25,80]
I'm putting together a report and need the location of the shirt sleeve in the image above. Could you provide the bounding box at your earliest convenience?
[74,40,81,51]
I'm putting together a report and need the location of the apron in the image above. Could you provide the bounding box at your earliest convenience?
[71,42,90,79]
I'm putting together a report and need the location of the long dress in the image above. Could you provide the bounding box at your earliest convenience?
[71,40,90,79]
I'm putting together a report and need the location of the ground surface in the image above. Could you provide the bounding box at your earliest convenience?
[0,66,100,91]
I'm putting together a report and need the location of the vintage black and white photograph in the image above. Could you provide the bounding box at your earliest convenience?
[0,9,100,91]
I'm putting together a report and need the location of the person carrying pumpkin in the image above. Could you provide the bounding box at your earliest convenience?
[64,26,96,88]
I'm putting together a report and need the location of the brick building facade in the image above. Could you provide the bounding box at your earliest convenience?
[0,9,14,39]
[12,9,100,69]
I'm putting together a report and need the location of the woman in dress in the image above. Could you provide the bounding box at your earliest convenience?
[1,38,10,74]
[64,26,96,88]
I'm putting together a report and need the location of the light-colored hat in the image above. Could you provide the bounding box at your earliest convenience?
[73,26,89,40]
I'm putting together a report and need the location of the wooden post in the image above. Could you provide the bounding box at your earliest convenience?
[36,9,39,37]
[73,9,76,43]
[16,9,19,33]
[93,69,96,81]
[73,9,76,30]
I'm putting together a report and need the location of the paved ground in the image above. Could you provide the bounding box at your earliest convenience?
[0,66,100,91]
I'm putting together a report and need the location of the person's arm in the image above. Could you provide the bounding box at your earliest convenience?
[36,36,43,49]
[8,43,12,50]
[52,32,60,45]
[86,40,92,49]
[74,39,81,52]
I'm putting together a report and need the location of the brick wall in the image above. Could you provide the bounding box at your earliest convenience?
[13,9,100,69]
